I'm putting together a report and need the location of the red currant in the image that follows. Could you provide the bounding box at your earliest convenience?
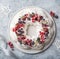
[43,27,48,32]
[8,42,14,48]
[50,11,55,17]
[40,31,45,35]
[32,17,35,22]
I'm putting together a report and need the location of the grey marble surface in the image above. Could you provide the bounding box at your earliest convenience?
[0,0,60,59]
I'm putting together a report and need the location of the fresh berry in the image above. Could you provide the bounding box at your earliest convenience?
[43,27,48,32]
[26,39,30,43]
[16,23,24,30]
[21,36,26,39]
[40,35,45,43]
[22,39,27,45]
[35,14,38,20]
[42,24,48,27]
[12,28,16,32]
[54,15,59,19]
[18,35,26,41]
[45,32,49,36]
[28,43,32,46]
[18,36,22,41]
[40,31,45,35]
[18,18,21,20]
[31,41,35,45]
[39,16,43,20]
[20,28,23,30]
[16,28,24,35]
[50,11,55,17]
[32,17,35,22]
[8,42,14,48]
[39,31,45,43]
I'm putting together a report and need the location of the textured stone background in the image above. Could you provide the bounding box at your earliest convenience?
[0,0,60,59]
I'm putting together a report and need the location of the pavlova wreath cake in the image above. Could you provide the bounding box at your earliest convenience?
[10,7,56,53]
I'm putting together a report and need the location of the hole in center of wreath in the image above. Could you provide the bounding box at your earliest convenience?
[26,23,42,40]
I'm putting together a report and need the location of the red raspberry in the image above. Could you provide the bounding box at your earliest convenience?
[50,11,55,17]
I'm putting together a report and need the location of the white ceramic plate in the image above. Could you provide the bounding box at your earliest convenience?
[9,6,56,54]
